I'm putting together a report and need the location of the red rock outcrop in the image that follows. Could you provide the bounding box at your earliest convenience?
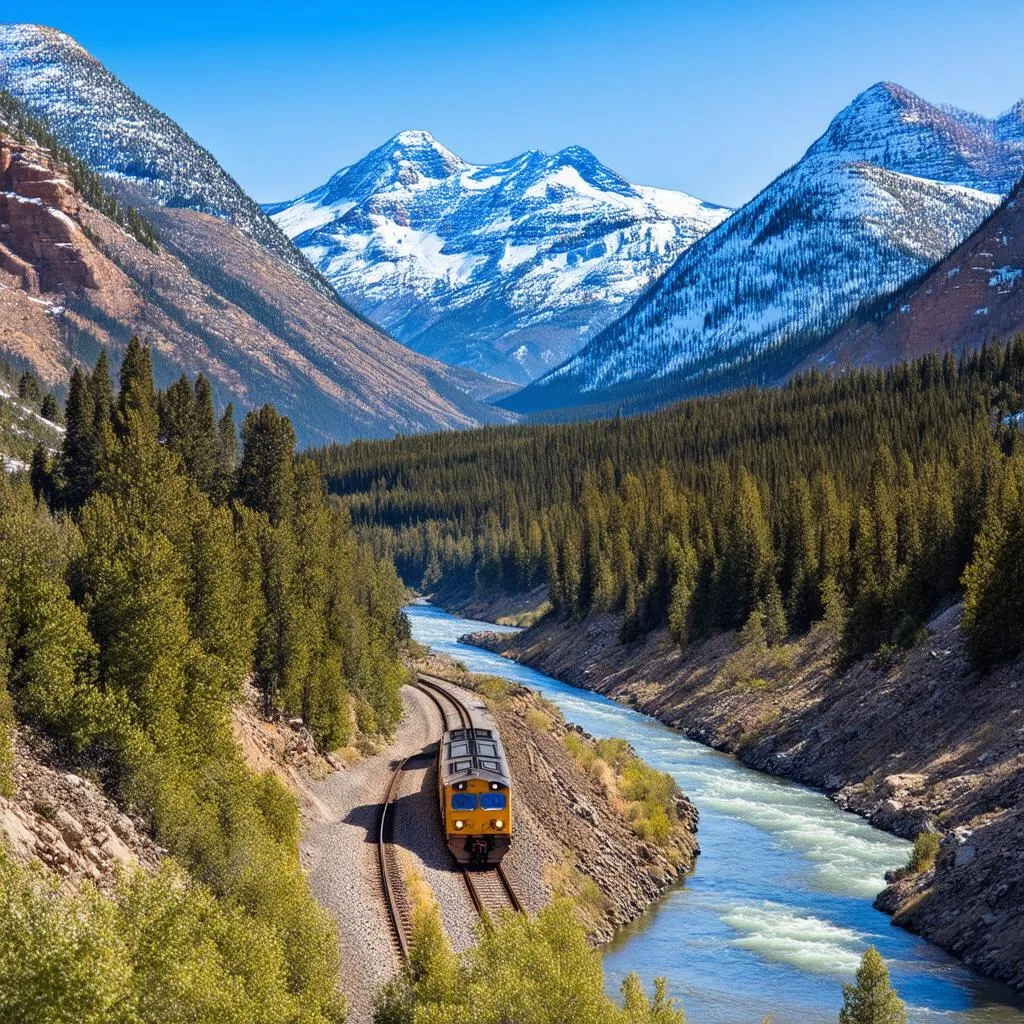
[0,139,96,293]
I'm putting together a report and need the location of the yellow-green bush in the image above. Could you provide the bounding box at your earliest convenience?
[374,892,684,1024]
[565,732,680,850]
[907,831,941,874]
[0,852,345,1024]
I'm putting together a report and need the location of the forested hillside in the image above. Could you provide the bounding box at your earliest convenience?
[315,340,1024,670]
[1,341,408,1020]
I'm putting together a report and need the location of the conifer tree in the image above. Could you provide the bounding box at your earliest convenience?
[237,405,296,525]
[115,337,158,439]
[60,366,98,510]
[839,947,907,1024]
[211,404,238,506]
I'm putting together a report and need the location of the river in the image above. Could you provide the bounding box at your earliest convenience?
[405,601,1024,1024]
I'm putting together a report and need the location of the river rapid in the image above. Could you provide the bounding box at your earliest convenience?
[405,602,1024,1024]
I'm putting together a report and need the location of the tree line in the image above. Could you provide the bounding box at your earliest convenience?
[314,339,1024,669]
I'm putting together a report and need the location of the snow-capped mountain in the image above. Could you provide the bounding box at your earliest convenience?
[806,169,1024,373]
[266,131,730,382]
[0,25,513,443]
[0,23,332,297]
[506,83,1024,413]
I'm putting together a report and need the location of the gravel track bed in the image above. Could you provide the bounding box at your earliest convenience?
[394,759,479,952]
[302,682,520,1022]
[302,686,435,1024]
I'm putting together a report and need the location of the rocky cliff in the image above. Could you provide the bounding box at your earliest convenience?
[0,122,511,444]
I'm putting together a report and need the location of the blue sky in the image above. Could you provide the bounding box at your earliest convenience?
[7,1,1024,208]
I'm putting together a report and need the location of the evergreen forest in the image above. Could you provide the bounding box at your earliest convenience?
[1,339,407,1021]
[314,340,1024,670]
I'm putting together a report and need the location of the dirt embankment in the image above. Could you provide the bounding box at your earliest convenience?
[425,583,551,627]
[464,604,1024,992]
[0,728,162,891]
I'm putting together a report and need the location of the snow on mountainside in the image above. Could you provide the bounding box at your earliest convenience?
[266,130,730,382]
[507,82,1024,413]
[806,170,1024,373]
[0,23,333,297]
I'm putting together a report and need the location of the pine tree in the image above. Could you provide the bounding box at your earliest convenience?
[115,337,158,439]
[39,393,62,424]
[17,371,41,407]
[60,366,98,510]
[839,947,907,1024]
[210,404,238,506]
[237,406,296,525]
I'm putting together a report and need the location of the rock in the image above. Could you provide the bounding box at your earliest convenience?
[55,808,85,847]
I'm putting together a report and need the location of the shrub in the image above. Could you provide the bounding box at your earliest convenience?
[526,707,552,734]
[471,674,511,704]
[907,831,940,874]
[563,731,595,768]
[0,853,346,1024]
[375,884,685,1024]
[0,677,13,798]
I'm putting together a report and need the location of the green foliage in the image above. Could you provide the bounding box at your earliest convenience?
[839,947,908,1024]
[374,895,685,1024]
[907,831,941,874]
[317,341,1024,671]
[0,340,413,1022]
[962,451,1024,670]
[564,734,681,850]
[0,89,159,251]
[0,853,345,1024]
[0,671,13,798]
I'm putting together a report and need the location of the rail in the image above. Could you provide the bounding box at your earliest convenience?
[413,672,526,918]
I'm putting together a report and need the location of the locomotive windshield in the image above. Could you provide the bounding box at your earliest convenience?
[451,793,478,810]
[480,793,507,810]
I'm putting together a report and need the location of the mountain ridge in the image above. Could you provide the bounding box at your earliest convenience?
[0,26,514,443]
[504,81,1024,414]
[267,130,731,383]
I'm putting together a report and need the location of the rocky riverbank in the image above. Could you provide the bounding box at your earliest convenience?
[461,603,1024,991]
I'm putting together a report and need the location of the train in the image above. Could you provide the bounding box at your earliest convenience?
[435,691,512,866]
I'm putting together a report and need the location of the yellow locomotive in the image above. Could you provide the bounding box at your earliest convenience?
[436,697,512,866]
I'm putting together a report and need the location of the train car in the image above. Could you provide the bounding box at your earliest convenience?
[437,698,512,866]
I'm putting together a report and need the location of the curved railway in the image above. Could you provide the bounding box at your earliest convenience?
[376,673,525,961]
[378,753,414,959]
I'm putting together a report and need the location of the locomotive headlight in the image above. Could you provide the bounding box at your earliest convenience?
[454,820,465,830]
[490,782,499,790]
[494,819,504,830]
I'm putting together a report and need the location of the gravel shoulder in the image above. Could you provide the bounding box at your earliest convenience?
[300,685,437,1024]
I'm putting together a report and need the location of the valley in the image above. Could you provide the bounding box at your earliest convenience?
[1,11,1024,1024]
[406,603,1024,1024]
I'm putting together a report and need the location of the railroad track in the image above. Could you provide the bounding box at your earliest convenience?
[413,672,526,920]
[462,863,524,915]
[378,754,414,960]
[415,672,470,729]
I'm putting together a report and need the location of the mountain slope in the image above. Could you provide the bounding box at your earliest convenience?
[267,131,730,383]
[804,172,1024,370]
[0,23,333,297]
[506,83,1024,414]
[0,83,511,444]
[0,25,511,442]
